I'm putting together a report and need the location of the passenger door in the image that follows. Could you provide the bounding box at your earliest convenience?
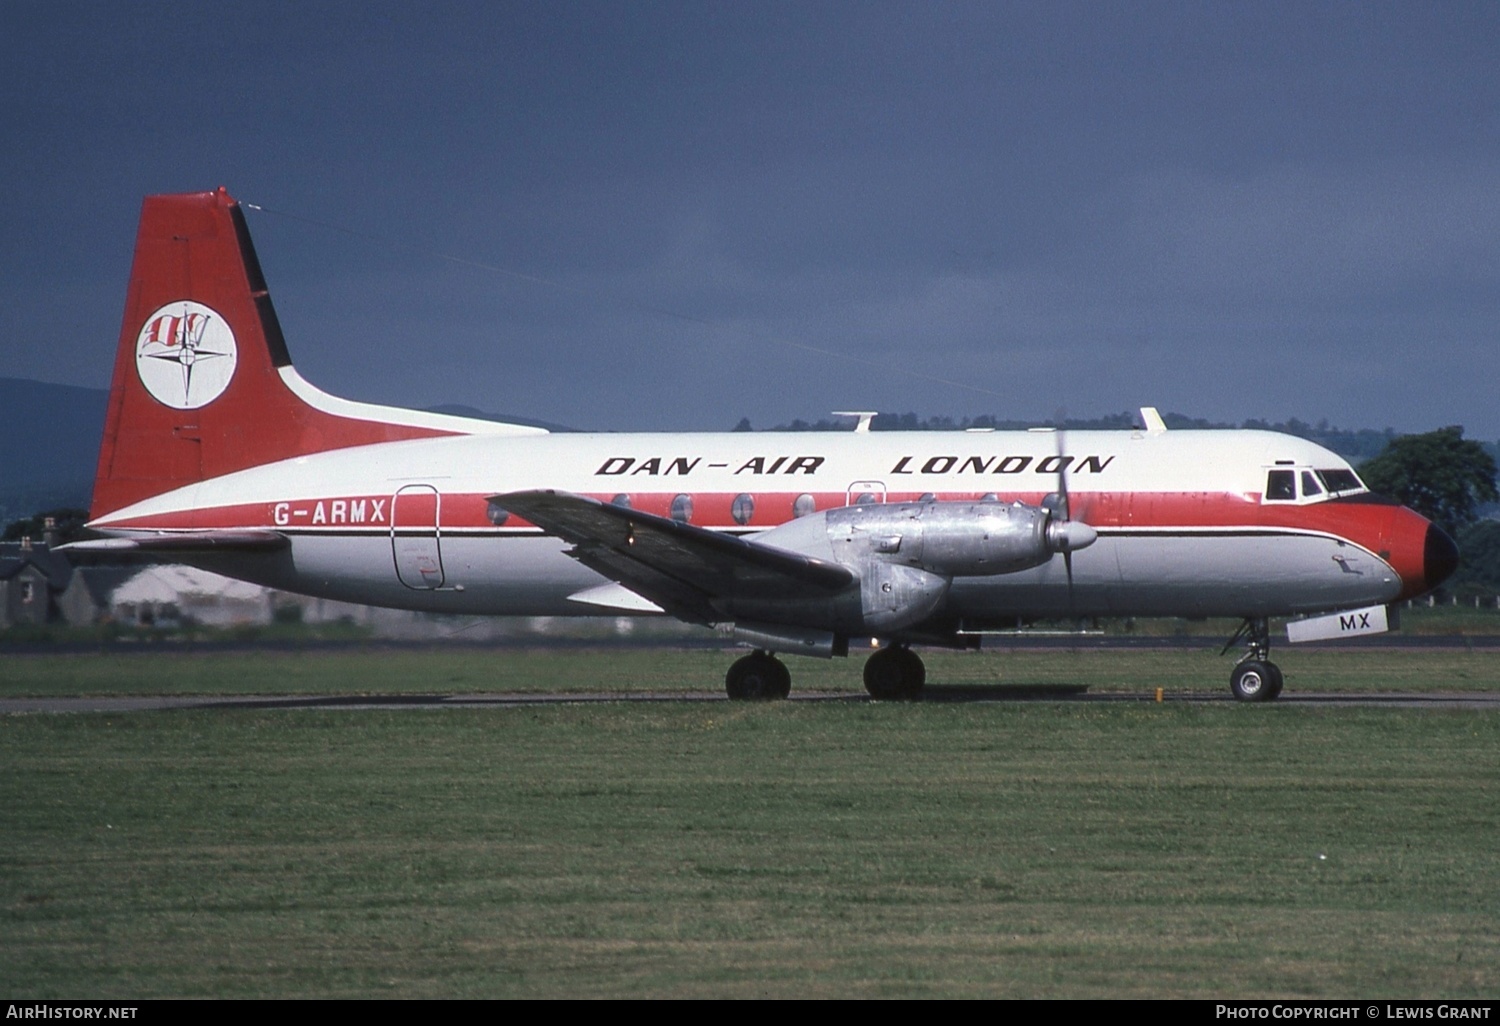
[391,484,445,589]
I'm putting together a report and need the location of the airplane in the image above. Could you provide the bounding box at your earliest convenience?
[65,187,1461,702]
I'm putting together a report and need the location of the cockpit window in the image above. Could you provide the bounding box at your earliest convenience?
[1267,467,1365,503]
[1265,470,1295,501]
[1316,469,1365,495]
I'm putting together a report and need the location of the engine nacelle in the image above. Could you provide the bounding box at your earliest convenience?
[744,499,1096,637]
[823,500,1095,577]
[859,560,950,632]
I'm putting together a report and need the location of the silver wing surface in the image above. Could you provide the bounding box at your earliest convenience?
[492,490,854,624]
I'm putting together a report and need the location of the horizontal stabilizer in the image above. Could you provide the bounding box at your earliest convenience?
[60,530,289,555]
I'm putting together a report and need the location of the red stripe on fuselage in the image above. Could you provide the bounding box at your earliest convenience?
[100,488,1428,598]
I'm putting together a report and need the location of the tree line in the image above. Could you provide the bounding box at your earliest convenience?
[1358,428,1500,599]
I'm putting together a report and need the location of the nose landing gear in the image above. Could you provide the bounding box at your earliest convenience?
[1230,659,1283,702]
[1223,617,1284,702]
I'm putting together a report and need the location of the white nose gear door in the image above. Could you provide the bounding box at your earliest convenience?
[392,484,445,589]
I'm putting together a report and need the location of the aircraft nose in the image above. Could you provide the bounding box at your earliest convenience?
[1424,522,1460,592]
[1385,506,1459,602]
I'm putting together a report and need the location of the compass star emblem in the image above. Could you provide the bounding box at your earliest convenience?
[135,301,238,409]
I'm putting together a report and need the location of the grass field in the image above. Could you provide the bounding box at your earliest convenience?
[4,597,1498,649]
[2,643,1499,698]
[3,648,1499,997]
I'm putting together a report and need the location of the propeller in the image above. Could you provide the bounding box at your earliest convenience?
[1041,413,1097,617]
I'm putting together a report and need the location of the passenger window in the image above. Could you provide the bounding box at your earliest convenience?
[793,493,816,518]
[731,493,755,525]
[1265,470,1295,501]
[1301,471,1323,497]
[670,494,693,523]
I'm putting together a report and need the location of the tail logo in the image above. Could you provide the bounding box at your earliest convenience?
[135,301,238,409]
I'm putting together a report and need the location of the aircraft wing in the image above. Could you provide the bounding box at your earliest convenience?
[492,490,854,625]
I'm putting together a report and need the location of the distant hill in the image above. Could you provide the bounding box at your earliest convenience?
[424,405,576,433]
[0,378,108,523]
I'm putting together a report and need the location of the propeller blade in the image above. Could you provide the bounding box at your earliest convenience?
[1053,412,1077,619]
[1054,415,1070,521]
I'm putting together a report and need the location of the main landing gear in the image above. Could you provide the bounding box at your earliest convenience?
[1223,617,1284,703]
[724,650,792,700]
[727,630,1286,703]
[724,645,928,701]
[862,645,926,701]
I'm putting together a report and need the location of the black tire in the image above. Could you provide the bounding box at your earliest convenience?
[864,646,924,700]
[725,652,791,701]
[1264,662,1284,701]
[1230,660,1278,703]
[896,646,927,691]
[769,656,792,698]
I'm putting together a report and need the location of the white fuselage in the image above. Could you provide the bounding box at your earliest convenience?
[93,426,1413,624]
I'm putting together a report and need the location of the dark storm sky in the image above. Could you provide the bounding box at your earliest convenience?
[3,1,1498,435]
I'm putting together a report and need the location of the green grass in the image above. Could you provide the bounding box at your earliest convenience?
[1399,602,1500,635]
[3,685,1499,996]
[4,597,1498,650]
[3,647,1498,996]
[2,645,1499,698]
[1111,603,1500,637]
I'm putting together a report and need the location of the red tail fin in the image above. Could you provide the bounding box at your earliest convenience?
[91,188,514,520]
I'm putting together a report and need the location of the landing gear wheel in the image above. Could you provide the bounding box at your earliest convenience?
[1264,662,1284,701]
[863,646,926,701]
[725,651,791,701]
[1223,617,1282,703]
[1230,660,1282,703]
[896,647,926,690]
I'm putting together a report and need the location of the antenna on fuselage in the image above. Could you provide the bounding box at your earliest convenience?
[832,411,878,433]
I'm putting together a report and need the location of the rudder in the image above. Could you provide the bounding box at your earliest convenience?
[91,188,476,521]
